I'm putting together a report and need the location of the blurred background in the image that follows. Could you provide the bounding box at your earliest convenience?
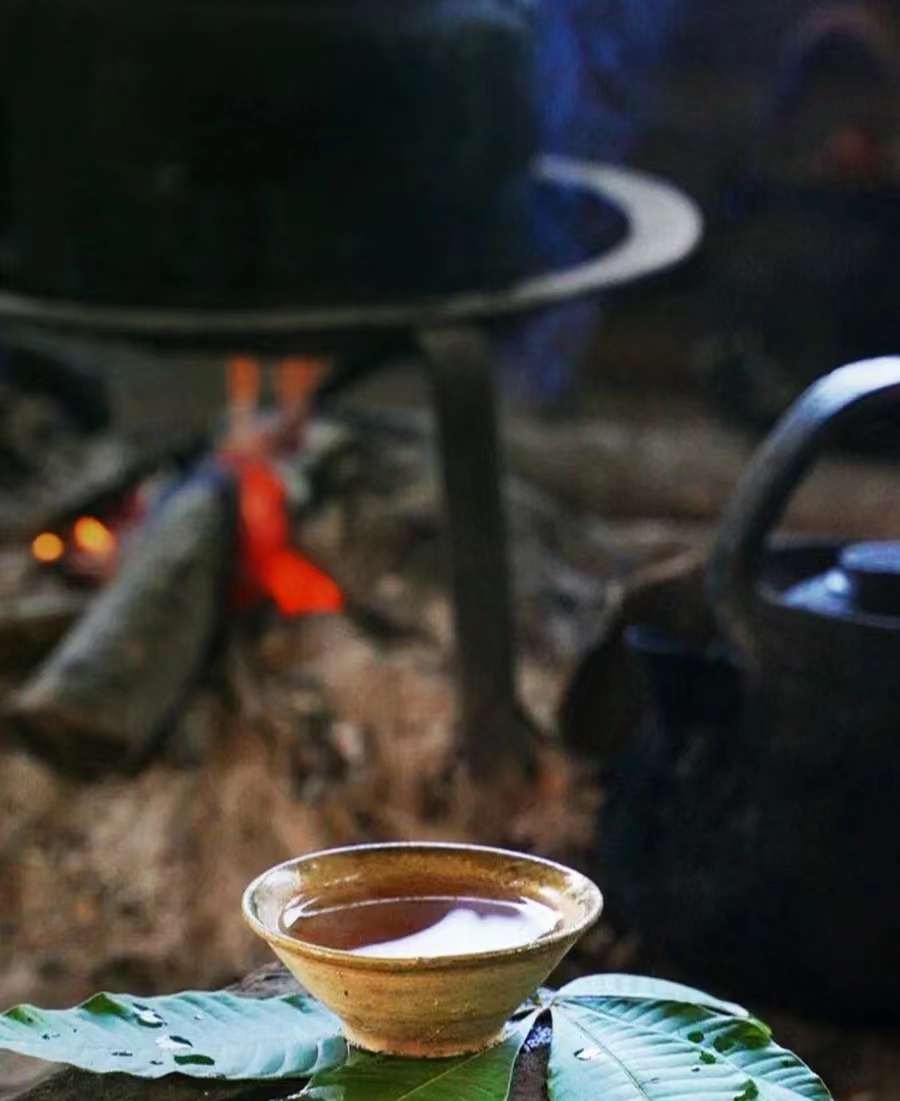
[2,0,900,1097]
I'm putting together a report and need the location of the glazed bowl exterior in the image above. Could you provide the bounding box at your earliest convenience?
[242,842,602,1057]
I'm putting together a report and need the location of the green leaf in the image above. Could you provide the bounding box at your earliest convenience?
[301,1010,539,1101]
[0,990,345,1080]
[549,998,833,1101]
[556,974,750,1017]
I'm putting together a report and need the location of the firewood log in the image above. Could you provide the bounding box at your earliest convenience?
[6,468,236,776]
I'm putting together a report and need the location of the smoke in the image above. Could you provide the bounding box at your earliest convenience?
[498,0,680,409]
[536,0,678,160]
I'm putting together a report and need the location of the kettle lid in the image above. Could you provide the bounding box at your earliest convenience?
[783,541,900,619]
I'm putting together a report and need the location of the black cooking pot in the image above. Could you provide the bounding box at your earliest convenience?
[0,0,535,308]
[599,357,900,1022]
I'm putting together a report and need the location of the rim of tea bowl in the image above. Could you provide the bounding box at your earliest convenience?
[242,841,603,1057]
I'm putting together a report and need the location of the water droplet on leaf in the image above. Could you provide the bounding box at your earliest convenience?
[156,1035,193,1052]
[174,1053,215,1067]
[135,1009,165,1028]
[574,1046,603,1062]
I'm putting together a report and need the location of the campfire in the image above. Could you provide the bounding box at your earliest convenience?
[10,354,349,776]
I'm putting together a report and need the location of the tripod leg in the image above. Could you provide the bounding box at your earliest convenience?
[419,325,535,778]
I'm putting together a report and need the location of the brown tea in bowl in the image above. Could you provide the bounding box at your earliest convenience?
[279,891,562,958]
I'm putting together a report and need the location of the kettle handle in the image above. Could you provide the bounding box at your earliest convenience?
[707,357,900,651]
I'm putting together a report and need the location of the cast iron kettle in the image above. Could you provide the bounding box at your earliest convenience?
[600,357,900,1023]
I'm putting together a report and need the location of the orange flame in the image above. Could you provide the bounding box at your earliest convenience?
[72,517,116,557]
[31,532,65,563]
[275,357,327,409]
[229,457,343,616]
[226,355,261,409]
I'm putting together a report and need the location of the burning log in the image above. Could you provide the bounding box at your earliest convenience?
[7,469,236,776]
[0,432,203,549]
[4,352,349,777]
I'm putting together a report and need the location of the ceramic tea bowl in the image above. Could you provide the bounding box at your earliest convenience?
[242,841,603,1057]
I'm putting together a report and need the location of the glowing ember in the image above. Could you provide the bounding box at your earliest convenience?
[31,532,65,563]
[72,517,116,557]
